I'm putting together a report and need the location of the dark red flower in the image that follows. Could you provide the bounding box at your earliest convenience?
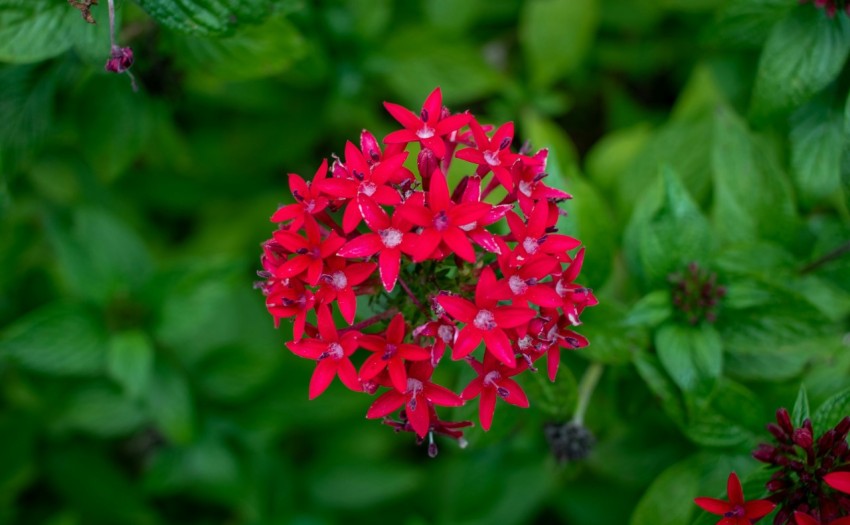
[383,87,471,159]
[694,472,776,525]
[795,511,850,525]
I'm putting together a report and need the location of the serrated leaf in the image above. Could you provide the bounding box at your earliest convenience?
[107,331,154,400]
[53,384,146,437]
[624,166,713,290]
[173,14,305,81]
[135,0,271,36]
[751,6,850,118]
[790,96,845,205]
[792,384,811,427]
[630,455,701,525]
[0,303,106,376]
[308,461,423,510]
[812,386,850,436]
[520,0,598,88]
[655,323,723,396]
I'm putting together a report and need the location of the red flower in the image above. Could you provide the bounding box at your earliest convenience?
[694,472,776,525]
[366,361,464,438]
[795,512,850,525]
[383,87,471,159]
[456,119,517,191]
[461,354,529,431]
[271,160,331,231]
[272,216,346,286]
[506,202,581,265]
[358,313,431,392]
[286,306,362,399]
[824,473,850,494]
[396,168,491,263]
[336,195,417,292]
[436,267,536,367]
[265,280,314,339]
[314,257,376,324]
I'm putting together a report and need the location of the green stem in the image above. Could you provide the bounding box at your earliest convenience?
[342,308,398,333]
[572,362,603,425]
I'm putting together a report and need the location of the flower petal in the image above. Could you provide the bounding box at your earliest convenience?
[424,383,464,407]
[308,359,338,399]
[410,228,442,262]
[452,325,482,359]
[366,389,407,418]
[379,249,401,292]
[337,358,362,392]
[336,287,357,324]
[344,262,377,286]
[436,295,477,323]
[479,387,496,431]
[500,378,529,408]
[442,227,476,263]
[493,306,537,328]
[421,87,442,125]
[743,499,776,519]
[428,168,451,211]
[693,497,732,515]
[359,352,387,382]
[825,472,850,494]
[316,305,337,341]
[461,376,484,400]
[358,194,391,231]
[386,313,406,343]
[384,101,422,129]
[342,199,363,234]
[793,512,819,525]
[338,233,382,258]
[726,472,744,506]
[407,395,430,438]
[482,328,516,368]
[388,357,408,393]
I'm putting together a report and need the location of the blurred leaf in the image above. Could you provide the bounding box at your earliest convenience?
[195,344,280,402]
[655,323,722,396]
[632,350,685,425]
[625,290,672,328]
[630,455,701,525]
[369,28,502,105]
[0,1,73,63]
[792,383,810,427]
[308,461,423,510]
[580,301,648,365]
[0,412,35,500]
[46,445,157,525]
[523,363,577,420]
[672,63,727,121]
[108,330,154,400]
[684,404,753,448]
[47,207,153,304]
[145,360,196,444]
[710,379,766,433]
[135,0,271,35]
[585,123,652,195]
[812,385,850,436]
[0,303,106,376]
[624,166,713,290]
[53,383,146,437]
[790,96,845,206]
[751,6,850,118]
[711,106,796,245]
[520,0,598,88]
[713,0,794,48]
[172,14,306,81]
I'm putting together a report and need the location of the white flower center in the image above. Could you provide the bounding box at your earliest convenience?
[459,221,477,232]
[473,309,496,331]
[483,150,501,167]
[555,279,568,297]
[380,228,403,248]
[483,370,501,387]
[522,237,539,255]
[508,275,528,295]
[326,342,344,360]
[406,377,423,395]
[437,324,454,343]
[330,271,348,290]
[519,180,533,197]
[359,181,377,197]
[416,126,435,139]
[518,335,533,350]
[304,200,316,213]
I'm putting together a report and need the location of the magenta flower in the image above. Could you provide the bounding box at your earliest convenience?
[436,267,537,367]
[358,313,431,392]
[456,119,517,191]
[272,215,346,286]
[695,472,776,525]
[314,257,376,324]
[383,87,471,159]
[271,160,331,231]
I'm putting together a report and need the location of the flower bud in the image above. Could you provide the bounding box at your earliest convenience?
[105,46,134,73]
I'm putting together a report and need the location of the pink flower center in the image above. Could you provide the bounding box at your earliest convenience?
[324,342,344,360]
[359,181,377,197]
[382,343,397,360]
[518,335,533,350]
[518,180,534,197]
[416,126,435,139]
[483,370,501,387]
[304,200,317,213]
[522,237,540,255]
[483,150,501,167]
[406,377,423,396]
[508,275,528,295]
[380,228,403,248]
[437,324,454,343]
[473,309,496,330]
[330,271,348,290]
[723,505,746,519]
[433,211,449,232]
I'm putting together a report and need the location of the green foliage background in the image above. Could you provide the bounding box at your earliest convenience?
[1,0,850,523]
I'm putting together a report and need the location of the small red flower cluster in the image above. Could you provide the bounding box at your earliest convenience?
[257,88,596,453]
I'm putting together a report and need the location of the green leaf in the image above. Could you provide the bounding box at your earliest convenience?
[630,455,702,525]
[47,207,153,304]
[711,379,767,433]
[751,6,850,118]
[0,303,106,376]
[145,361,195,444]
[812,385,850,435]
[172,14,306,81]
[792,384,811,427]
[523,363,578,420]
[308,461,423,510]
[520,0,599,88]
[53,383,146,437]
[0,412,35,500]
[195,345,280,402]
[579,301,648,365]
[585,123,653,195]
[135,0,271,36]
[624,166,713,290]
[625,290,672,328]
[369,28,502,105]
[713,0,794,48]
[655,323,723,395]
[107,331,154,400]
[0,1,72,63]
[711,105,796,245]
[684,404,754,448]
[790,96,845,205]
[632,350,685,425]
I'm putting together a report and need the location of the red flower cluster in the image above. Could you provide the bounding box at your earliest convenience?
[256,88,596,454]
[695,472,776,525]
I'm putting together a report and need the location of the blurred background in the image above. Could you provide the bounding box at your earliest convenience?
[1,0,849,524]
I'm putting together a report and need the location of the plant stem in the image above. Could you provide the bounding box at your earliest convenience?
[397,275,431,316]
[573,362,603,425]
[342,308,399,333]
[107,0,116,49]
[800,240,850,274]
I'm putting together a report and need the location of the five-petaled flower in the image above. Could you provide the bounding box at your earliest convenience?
[383,87,471,159]
[461,353,530,430]
[694,472,776,525]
